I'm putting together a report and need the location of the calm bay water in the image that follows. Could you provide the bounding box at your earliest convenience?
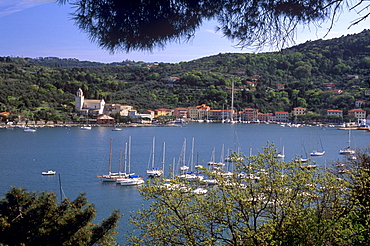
[1,123,369,244]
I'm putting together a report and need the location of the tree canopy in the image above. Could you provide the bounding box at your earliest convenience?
[57,0,369,52]
[126,144,370,245]
[0,187,120,245]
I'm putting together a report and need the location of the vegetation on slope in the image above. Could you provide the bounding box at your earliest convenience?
[1,30,370,123]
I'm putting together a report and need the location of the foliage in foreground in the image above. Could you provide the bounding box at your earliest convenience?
[0,187,120,246]
[127,143,370,245]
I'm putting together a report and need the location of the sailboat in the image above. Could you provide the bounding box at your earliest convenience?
[119,136,144,186]
[179,138,189,172]
[80,125,92,130]
[310,132,325,156]
[296,139,310,163]
[179,138,204,181]
[229,78,236,124]
[207,147,217,166]
[98,138,119,182]
[276,146,285,158]
[276,137,285,158]
[24,113,37,132]
[146,137,164,177]
[81,116,92,130]
[339,129,356,155]
[217,144,226,166]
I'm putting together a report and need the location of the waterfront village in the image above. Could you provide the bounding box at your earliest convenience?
[1,88,370,129]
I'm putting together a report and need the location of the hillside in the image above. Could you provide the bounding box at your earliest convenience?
[1,29,370,123]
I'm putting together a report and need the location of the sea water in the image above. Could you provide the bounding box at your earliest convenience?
[1,123,369,244]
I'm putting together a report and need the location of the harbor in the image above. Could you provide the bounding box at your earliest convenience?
[1,123,369,244]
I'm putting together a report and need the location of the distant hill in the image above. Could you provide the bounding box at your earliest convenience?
[1,29,370,123]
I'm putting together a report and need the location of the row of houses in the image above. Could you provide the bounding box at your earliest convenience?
[93,104,368,125]
[74,89,368,124]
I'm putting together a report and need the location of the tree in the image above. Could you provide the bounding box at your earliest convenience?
[126,143,354,245]
[346,148,370,245]
[0,187,120,246]
[57,0,369,52]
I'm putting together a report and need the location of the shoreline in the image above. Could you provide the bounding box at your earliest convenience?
[1,121,368,130]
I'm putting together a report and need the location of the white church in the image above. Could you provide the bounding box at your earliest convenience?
[75,88,105,115]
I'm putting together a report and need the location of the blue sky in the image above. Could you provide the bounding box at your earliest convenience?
[0,0,369,63]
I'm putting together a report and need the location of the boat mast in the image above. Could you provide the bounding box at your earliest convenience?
[172,157,175,179]
[118,148,122,174]
[124,142,128,174]
[348,129,351,148]
[108,138,113,174]
[162,142,166,173]
[183,138,186,166]
[128,136,131,174]
[190,137,194,171]
[151,136,155,169]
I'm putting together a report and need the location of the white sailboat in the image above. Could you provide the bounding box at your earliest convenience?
[120,136,144,186]
[98,138,118,182]
[339,129,356,155]
[296,139,310,163]
[217,144,226,166]
[310,132,325,156]
[81,116,92,130]
[229,77,235,124]
[192,187,208,195]
[177,138,204,181]
[276,137,285,158]
[80,125,92,130]
[146,137,165,177]
[99,138,130,182]
[179,138,189,172]
[276,146,285,158]
[207,147,217,166]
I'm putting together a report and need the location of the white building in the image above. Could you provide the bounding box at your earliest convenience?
[129,110,153,122]
[348,109,366,121]
[75,88,105,115]
[293,107,306,116]
[275,112,289,122]
[327,109,343,118]
[110,104,133,116]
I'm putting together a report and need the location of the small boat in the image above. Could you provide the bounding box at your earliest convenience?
[339,147,355,155]
[192,187,208,195]
[120,176,144,186]
[310,150,325,156]
[42,170,56,175]
[81,125,92,130]
[112,127,122,131]
[339,129,355,155]
[300,164,318,169]
[24,127,37,132]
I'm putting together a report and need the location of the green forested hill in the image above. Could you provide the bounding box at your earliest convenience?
[1,29,370,123]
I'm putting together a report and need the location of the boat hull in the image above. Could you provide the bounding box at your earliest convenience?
[42,170,56,175]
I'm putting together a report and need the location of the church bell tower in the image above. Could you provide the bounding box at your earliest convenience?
[75,88,84,110]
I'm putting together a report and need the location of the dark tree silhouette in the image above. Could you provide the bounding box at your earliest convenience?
[0,187,120,245]
[57,0,369,52]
